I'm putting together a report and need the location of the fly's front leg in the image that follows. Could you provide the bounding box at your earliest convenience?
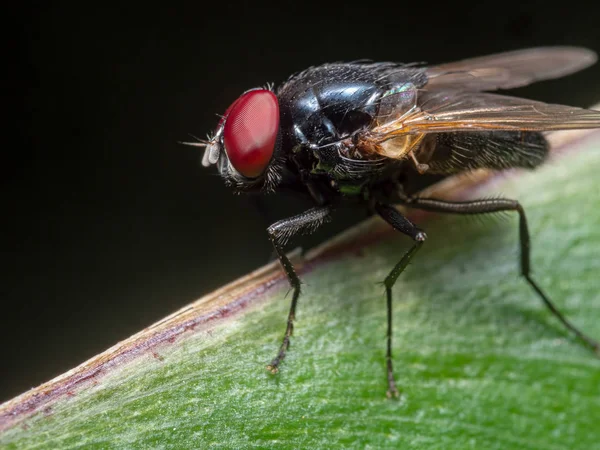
[375,204,427,398]
[266,206,332,373]
[403,196,599,354]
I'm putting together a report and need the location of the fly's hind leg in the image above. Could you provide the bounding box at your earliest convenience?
[265,206,332,373]
[375,203,427,398]
[402,196,599,354]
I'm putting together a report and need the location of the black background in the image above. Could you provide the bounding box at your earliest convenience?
[5,2,600,402]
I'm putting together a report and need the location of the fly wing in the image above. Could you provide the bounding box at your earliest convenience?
[375,91,600,139]
[426,47,597,91]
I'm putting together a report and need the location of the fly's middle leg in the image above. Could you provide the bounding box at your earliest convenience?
[375,203,427,398]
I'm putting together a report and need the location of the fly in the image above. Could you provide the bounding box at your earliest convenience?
[183,46,600,397]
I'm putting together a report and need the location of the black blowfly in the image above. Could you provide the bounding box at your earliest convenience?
[184,47,600,397]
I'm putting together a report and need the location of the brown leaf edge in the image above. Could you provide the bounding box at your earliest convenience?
[1,122,599,433]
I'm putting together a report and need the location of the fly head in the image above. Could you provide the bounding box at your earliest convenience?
[194,87,287,193]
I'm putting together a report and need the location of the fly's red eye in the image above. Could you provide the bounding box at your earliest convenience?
[223,89,279,178]
[217,100,238,131]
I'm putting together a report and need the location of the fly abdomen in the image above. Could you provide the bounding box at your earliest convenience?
[423,131,549,174]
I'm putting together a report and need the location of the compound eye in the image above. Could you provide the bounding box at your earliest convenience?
[223,89,279,178]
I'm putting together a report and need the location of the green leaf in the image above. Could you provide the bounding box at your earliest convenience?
[2,130,600,449]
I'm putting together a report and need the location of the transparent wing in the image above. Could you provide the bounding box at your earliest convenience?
[426,46,597,91]
[375,91,600,139]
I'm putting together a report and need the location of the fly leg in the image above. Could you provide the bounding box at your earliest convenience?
[266,206,332,373]
[403,196,600,354]
[375,203,427,398]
